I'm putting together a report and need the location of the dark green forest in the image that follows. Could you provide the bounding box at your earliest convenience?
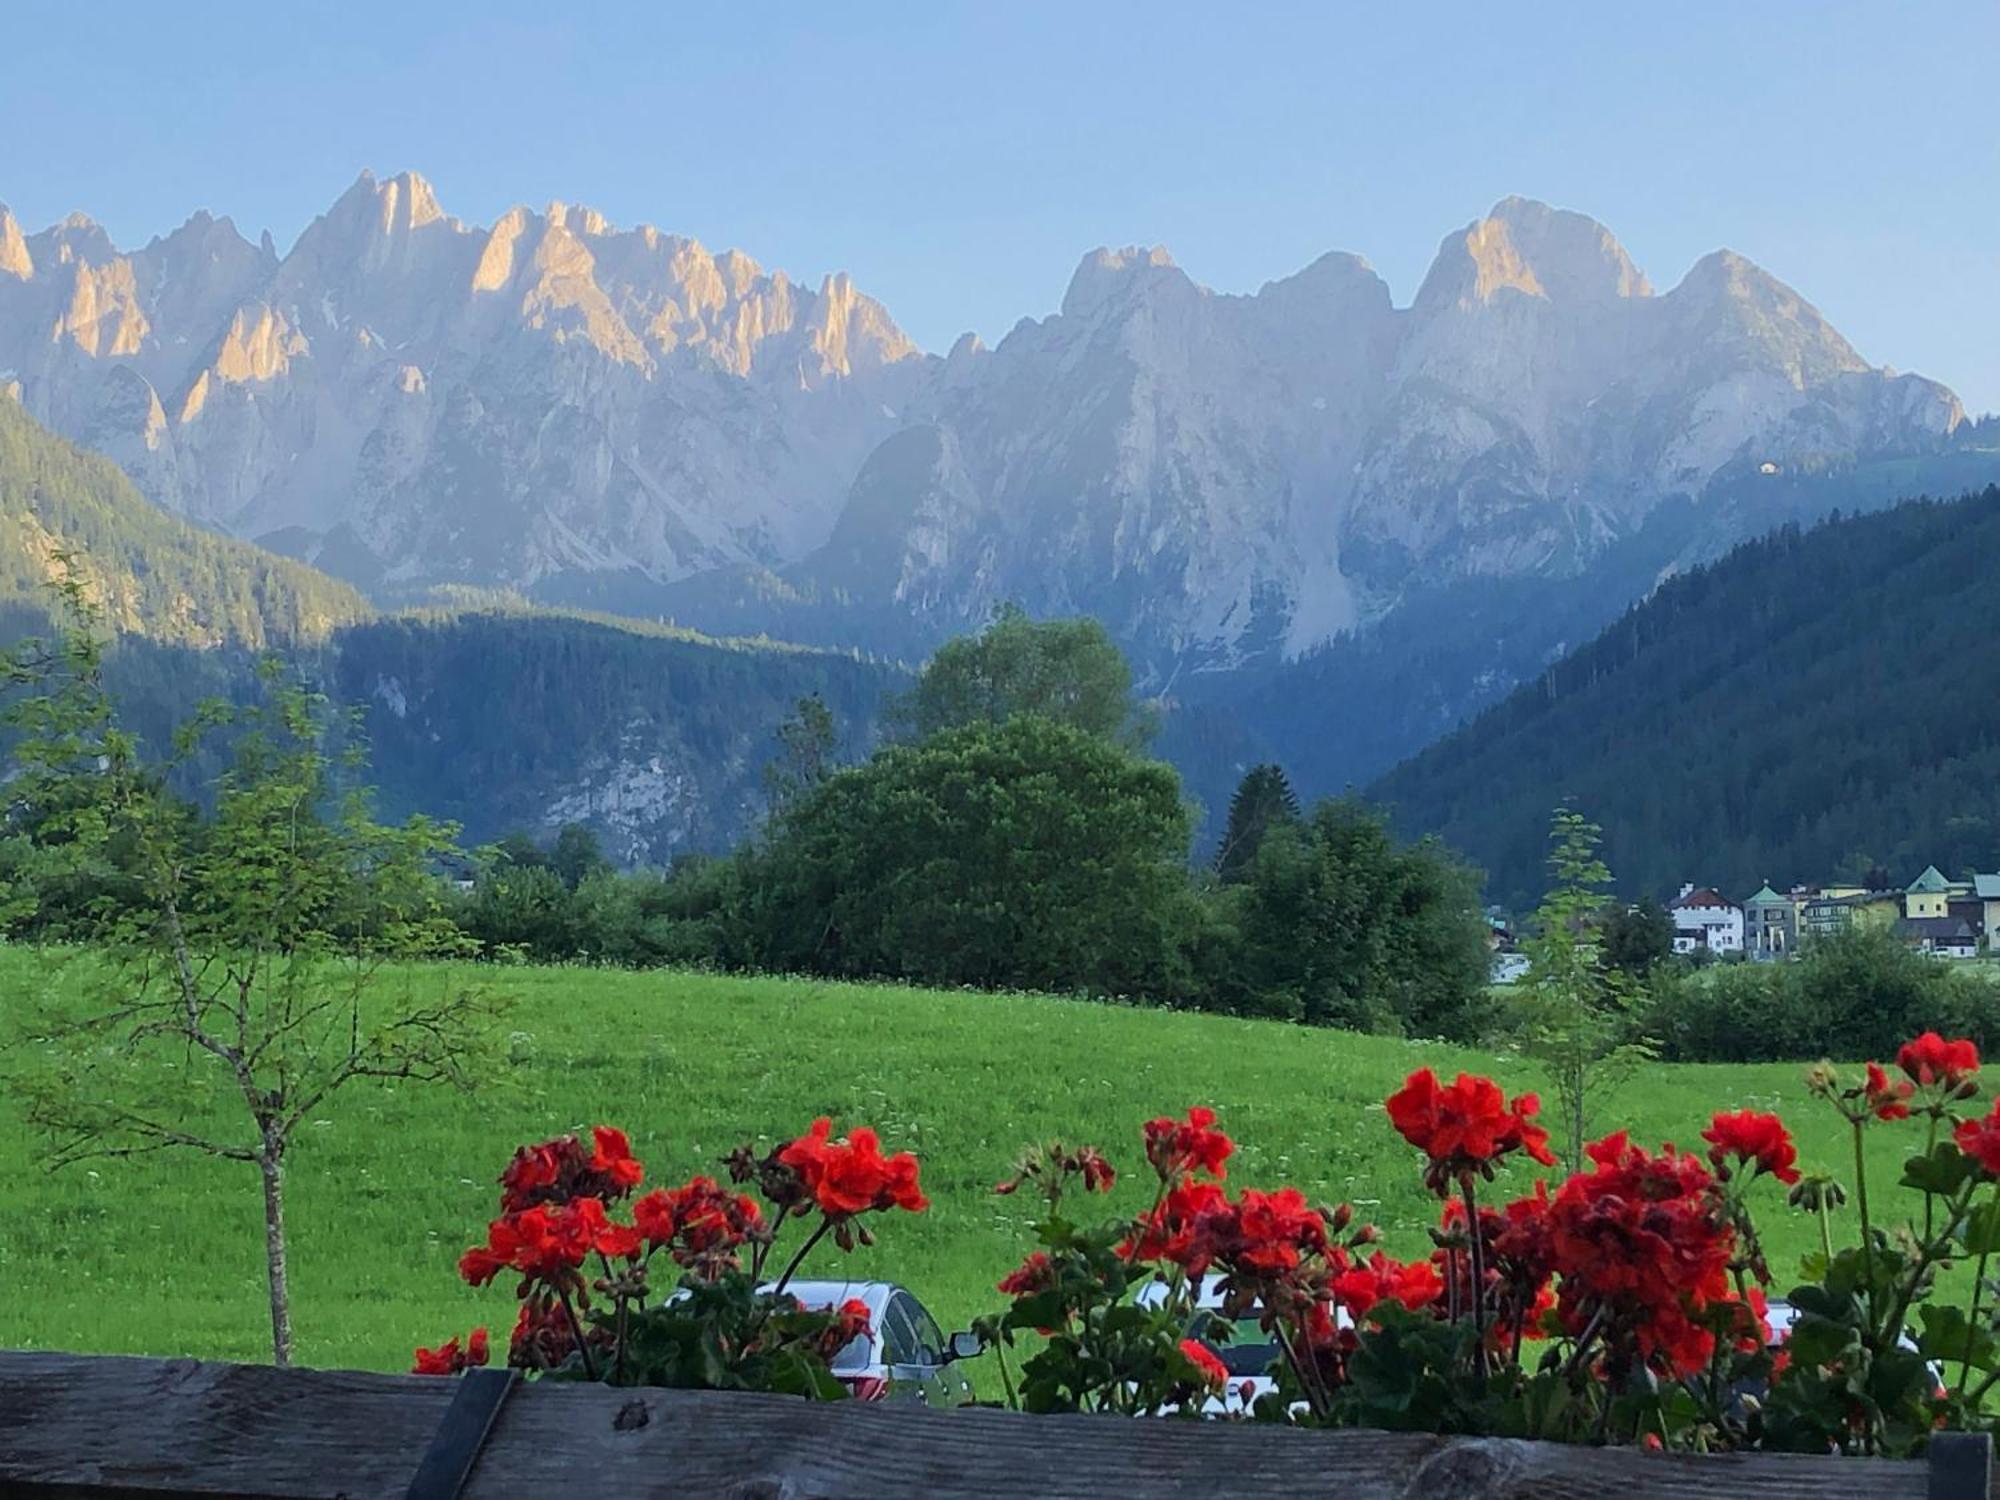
[1371,488,2000,911]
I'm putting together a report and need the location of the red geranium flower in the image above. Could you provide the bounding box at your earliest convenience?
[1076,1146,1117,1194]
[1701,1110,1800,1185]
[1385,1069,1556,1190]
[1142,1107,1234,1183]
[633,1175,764,1273]
[498,1128,645,1212]
[1898,1033,1981,1091]
[588,1126,645,1191]
[1955,1099,2000,1175]
[1545,1132,1732,1380]
[777,1119,929,1219]
[815,1298,874,1365]
[997,1250,1057,1297]
[1178,1338,1229,1391]
[1122,1179,1230,1270]
[1332,1251,1444,1318]
[412,1326,490,1376]
[1865,1062,1915,1121]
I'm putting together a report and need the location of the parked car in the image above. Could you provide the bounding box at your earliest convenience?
[1133,1275,1326,1415]
[784,1279,981,1405]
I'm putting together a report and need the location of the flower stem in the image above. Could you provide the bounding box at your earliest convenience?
[1959,1181,1998,1401]
[1460,1177,1490,1380]
[773,1215,834,1294]
[1816,1194,1833,1267]
[558,1290,598,1382]
[1924,1112,1941,1240]
[1852,1119,1876,1319]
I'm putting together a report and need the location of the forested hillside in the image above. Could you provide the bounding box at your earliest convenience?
[0,394,369,647]
[330,611,901,864]
[1371,489,2000,910]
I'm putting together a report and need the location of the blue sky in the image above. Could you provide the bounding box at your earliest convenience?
[3,2,1996,409]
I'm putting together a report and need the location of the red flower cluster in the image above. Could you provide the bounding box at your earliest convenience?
[1899,1033,1981,1092]
[1864,1063,1915,1121]
[776,1119,929,1218]
[1701,1110,1800,1185]
[1955,1099,2000,1175]
[993,1142,1116,1200]
[1204,1187,1331,1279]
[1433,1185,1558,1355]
[1385,1070,1556,1190]
[412,1326,489,1375]
[1178,1337,1230,1391]
[499,1127,644,1213]
[1330,1251,1445,1318]
[996,1250,1057,1297]
[633,1175,765,1273]
[1546,1132,1733,1378]
[1142,1107,1234,1183]
[1123,1179,1230,1267]
[459,1195,627,1289]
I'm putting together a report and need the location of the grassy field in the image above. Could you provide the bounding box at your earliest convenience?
[0,947,1955,1373]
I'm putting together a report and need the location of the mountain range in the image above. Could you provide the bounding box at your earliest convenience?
[0,175,1969,670]
[3,170,1995,858]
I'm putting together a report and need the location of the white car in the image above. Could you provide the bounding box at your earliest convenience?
[782,1279,981,1406]
[1133,1274,1326,1415]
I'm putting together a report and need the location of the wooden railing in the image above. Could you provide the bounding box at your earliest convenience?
[0,1349,1992,1498]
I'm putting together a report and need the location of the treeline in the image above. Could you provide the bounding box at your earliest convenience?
[446,607,1496,1040]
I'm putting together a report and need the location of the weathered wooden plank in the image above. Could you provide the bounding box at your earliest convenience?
[0,1353,452,1500]
[464,1383,1936,1499]
[0,1349,1965,1500]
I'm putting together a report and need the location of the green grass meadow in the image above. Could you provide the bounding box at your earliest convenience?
[0,947,1949,1372]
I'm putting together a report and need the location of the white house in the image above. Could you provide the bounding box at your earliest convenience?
[1670,884,1744,955]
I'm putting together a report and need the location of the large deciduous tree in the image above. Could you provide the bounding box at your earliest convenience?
[894,604,1155,747]
[744,715,1193,996]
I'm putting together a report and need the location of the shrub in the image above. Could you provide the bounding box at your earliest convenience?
[1650,927,2000,1063]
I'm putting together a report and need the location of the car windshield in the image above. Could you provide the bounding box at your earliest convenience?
[828,1333,872,1374]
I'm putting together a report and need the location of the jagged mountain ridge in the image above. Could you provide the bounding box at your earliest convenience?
[0,171,923,595]
[798,198,1961,672]
[0,178,1966,679]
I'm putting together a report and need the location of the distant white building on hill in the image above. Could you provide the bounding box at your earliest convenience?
[1670,884,1743,955]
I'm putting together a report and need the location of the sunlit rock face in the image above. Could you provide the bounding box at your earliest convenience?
[0,172,926,594]
[803,196,1958,669]
[0,183,1961,667]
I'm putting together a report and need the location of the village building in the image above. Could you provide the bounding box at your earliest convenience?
[1891,866,1985,959]
[1743,883,1796,960]
[1977,874,2000,954]
[1670,884,1743,955]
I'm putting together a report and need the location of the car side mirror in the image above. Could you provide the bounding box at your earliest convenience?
[944,1330,983,1363]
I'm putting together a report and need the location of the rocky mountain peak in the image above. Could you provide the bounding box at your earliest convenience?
[0,205,31,279]
[1415,196,1651,313]
[1060,245,1187,319]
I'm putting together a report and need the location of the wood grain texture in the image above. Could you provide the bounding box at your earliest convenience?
[0,1350,1976,1500]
